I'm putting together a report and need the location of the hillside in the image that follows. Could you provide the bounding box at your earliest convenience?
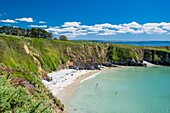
[0,34,170,112]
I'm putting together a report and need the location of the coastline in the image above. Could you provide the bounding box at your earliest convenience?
[57,69,101,106]
[52,63,156,109]
[63,66,127,113]
[52,67,121,112]
[42,62,156,112]
[55,68,109,103]
[42,67,112,112]
[64,66,170,113]
[42,62,154,112]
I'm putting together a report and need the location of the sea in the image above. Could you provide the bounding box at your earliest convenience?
[86,40,170,46]
[67,66,170,113]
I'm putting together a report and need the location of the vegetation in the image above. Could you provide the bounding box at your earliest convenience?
[59,35,68,41]
[107,45,137,62]
[0,26,53,39]
[0,35,64,112]
[0,75,52,113]
[0,63,65,113]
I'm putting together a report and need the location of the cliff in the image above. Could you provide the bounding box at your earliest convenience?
[143,47,170,66]
[0,34,170,112]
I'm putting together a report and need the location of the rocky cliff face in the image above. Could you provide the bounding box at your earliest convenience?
[59,44,170,68]
[143,48,170,66]
[64,43,109,69]
[63,44,146,68]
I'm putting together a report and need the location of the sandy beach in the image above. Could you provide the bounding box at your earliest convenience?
[42,67,110,108]
[55,70,101,105]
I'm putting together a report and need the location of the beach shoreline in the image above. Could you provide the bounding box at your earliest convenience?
[42,67,113,111]
[58,69,101,107]
[42,63,155,112]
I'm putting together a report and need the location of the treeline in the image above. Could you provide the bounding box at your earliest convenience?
[0,26,53,39]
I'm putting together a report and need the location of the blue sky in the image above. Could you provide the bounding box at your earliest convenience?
[0,0,170,41]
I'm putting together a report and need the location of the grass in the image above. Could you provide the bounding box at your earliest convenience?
[107,45,138,62]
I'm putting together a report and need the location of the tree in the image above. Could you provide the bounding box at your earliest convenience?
[0,26,53,39]
[31,28,37,37]
[59,35,67,41]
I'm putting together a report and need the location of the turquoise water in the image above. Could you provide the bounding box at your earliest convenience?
[67,66,170,113]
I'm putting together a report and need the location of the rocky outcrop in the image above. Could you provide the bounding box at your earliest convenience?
[143,49,170,66]
[64,45,170,67]
[63,44,147,69]
[64,44,109,69]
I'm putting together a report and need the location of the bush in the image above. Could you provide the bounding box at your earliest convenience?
[0,75,52,113]
[59,35,68,41]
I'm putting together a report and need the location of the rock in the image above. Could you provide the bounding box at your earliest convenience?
[102,62,116,67]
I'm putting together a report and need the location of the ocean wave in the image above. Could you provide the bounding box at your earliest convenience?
[80,71,101,83]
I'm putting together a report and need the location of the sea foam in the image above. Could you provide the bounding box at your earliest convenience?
[80,71,101,83]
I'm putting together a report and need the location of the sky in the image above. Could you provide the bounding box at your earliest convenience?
[0,0,170,41]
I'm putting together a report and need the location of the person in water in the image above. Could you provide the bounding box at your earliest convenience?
[115,90,118,95]
[96,83,98,87]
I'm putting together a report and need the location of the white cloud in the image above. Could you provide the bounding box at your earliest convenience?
[162,26,170,30]
[87,31,99,34]
[45,26,60,31]
[52,32,59,35]
[46,26,77,33]
[131,30,144,34]
[142,27,167,34]
[95,23,121,29]
[0,19,17,23]
[45,21,170,38]
[59,32,87,38]
[72,32,87,36]
[39,21,46,24]
[59,33,76,38]
[160,22,170,30]
[143,23,160,27]
[142,23,168,34]
[88,26,103,32]
[123,21,142,28]
[116,26,144,34]
[15,17,34,22]
[79,25,92,29]
[98,29,116,35]
[62,22,81,27]
[61,27,78,32]
[28,25,47,28]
